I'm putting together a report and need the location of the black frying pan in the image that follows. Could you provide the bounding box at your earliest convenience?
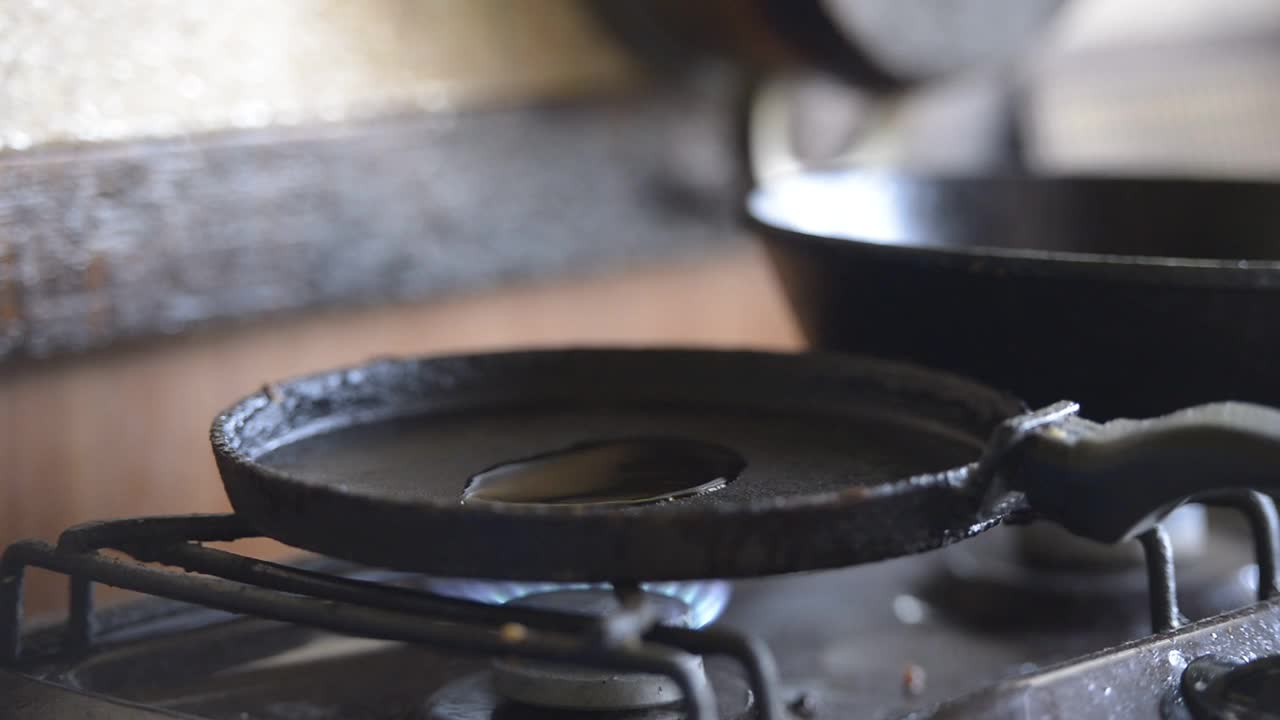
[211,349,1280,582]
[749,171,1280,419]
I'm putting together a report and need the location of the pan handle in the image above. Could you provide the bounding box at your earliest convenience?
[1007,402,1280,543]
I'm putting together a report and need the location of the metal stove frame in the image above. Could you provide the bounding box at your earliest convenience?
[1,492,1276,719]
[0,514,779,720]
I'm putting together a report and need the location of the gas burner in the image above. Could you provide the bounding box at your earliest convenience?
[491,589,706,711]
[422,580,733,630]
[414,582,735,714]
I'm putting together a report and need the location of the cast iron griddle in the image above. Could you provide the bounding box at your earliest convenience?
[212,349,1022,581]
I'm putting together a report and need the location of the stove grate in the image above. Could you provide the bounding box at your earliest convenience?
[1,491,1276,720]
[0,514,782,720]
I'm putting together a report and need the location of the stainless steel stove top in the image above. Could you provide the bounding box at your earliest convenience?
[4,518,1279,720]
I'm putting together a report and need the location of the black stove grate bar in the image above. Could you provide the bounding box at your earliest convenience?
[1203,490,1280,600]
[0,514,783,720]
[55,514,257,551]
[1135,490,1280,634]
[1137,526,1183,633]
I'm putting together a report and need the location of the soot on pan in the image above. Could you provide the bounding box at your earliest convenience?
[461,436,745,507]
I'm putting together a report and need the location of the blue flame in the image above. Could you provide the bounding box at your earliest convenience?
[424,578,732,629]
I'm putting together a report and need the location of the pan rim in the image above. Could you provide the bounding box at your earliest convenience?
[209,348,1027,579]
[211,348,1022,519]
[747,169,1280,286]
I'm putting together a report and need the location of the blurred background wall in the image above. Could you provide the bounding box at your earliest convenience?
[2,0,1278,614]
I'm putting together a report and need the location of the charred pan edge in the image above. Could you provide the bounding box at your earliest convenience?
[210,349,1025,580]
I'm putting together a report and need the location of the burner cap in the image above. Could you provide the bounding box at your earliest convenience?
[424,670,753,720]
[492,589,701,711]
[492,655,704,712]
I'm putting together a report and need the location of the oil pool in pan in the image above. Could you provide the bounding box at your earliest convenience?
[461,436,746,507]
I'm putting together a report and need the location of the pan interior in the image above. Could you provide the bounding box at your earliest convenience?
[255,404,984,512]
[213,351,1026,579]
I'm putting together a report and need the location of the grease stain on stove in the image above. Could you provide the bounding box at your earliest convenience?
[461,436,745,507]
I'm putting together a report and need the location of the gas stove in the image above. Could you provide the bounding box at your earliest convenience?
[7,348,1280,719]
[3,508,1278,719]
